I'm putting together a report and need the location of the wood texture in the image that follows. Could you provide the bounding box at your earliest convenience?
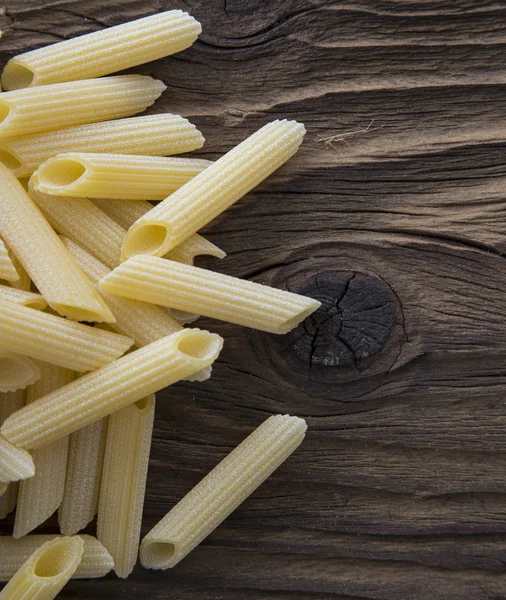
[2,1,506,598]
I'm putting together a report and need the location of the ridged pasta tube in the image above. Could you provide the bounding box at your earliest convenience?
[14,363,74,538]
[0,299,133,372]
[0,536,83,599]
[140,414,307,569]
[31,153,212,200]
[2,11,201,89]
[0,114,204,178]
[0,435,34,483]
[98,395,155,578]
[0,165,115,322]
[0,285,47,310]
[0,75,165,138]
[0,238,18,282]
[0,535,113,580]
[122,120,305,258]
[1,329,223,449]
[100,257,321,334]
[0,352,40,393]
[0,390,25,518]
[58,419,108,536]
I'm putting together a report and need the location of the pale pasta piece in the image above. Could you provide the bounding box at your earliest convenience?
[2,329,223,450]
[0,536,83,599]
[0,238,19,282]
[0,352,40,393]
[2,11,201,89]
[0,114,204,178]
[0,390,25,518]
[122,120,306,258]
[14,363,74,538]
[6,251,30,292]
[0,75,165,138]
[0,535,113,580]
[140,414,307,569]
[0,166,115,322]
[100,257,321,334]
[0,435,34,483]
[0,299,132,372]
[31,153,212,200]
[165,233,226,266]
[0,285,47,310]
[59,419,108,536]
[98,395,155,578]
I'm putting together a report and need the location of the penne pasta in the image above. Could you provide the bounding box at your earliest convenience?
[121,120,305,258]
[59,419,108,537]
[98,395,155,578]
[0,165,115,322]
[0,352,40,393]
[0,435,34,483]
[92,197,153,230]
[1,329,223,450]
[5,250,30,292]
[0,535,114,580]
[0,238,18,282]
[0,390,25,518]
[31,153,212,200]
[0,75,165,138]
[0,114,205,178]
[100,257,321,334]
[140,414,307,569]
[0,536,83,599]
[0,284,47,310]
[2,11,201,89]
[0,298,132,372]
[14,363,74,539]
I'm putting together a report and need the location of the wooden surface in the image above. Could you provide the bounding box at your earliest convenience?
[2,0,506,598]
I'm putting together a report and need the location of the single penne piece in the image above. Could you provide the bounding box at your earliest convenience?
[31,154,212,200]
[92,197,153,229]
[122,120,306,258]
[2,329,223,450]
[59,419,108,536]
[0,238,18,282]
[14,363,74,539]
[0,75,165,138]
[2,11,201,89]
[165,233,226,266]
[0,435,34,483]
[100,257,320,334]
[140,414,307,569]
[0,285,47,310]
[98,395,155,578]
[0,536,83,599]
[0,299,132,372]
[0,390,25,518]
[0,535,113,580]
[0,166,115,322]
[5,250,30,292]
[0,114,205,178]
[0,352,40,393]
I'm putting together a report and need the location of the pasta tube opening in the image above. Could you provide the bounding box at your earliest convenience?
[0,353,40,393]
[280,305,320,334]
[122,223,170,258]
[1,61,35,90]
[0,101,13,128]
[0,147,22,171]
[32,537,83,579]
[35,157,87,190]
[140,541,176,570]
[176,329,222,361]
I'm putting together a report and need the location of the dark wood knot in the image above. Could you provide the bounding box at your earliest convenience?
[286,272,397,368]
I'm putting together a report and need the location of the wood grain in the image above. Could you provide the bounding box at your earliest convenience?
[2,0,506,598]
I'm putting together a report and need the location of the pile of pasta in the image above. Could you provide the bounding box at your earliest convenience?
[0,10,320,598]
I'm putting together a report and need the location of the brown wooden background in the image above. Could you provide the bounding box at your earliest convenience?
[2,0,506,598]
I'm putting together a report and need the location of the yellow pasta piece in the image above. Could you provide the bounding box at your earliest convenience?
[0,298,132,372]
[14,363,74,539]
[2,11,201,89]
[59,418,108,536]
[140,414,306,569]
[1,329,223,450]
[0,535,113,580]
[0,114,204,178]
[0,285,47,310]
[31,153,212,200]
[0,166,115,322]
[0,435,34,483]
[98,395,155,578]
[0,75,165,138]
[100,257,320,334]
[0,390,25,518]
[6,250,30,292]
[92,197,152,229]
[122,120,305,258]
[0,238,19,282]
[0,352,40,393]
[0,536,83,599]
